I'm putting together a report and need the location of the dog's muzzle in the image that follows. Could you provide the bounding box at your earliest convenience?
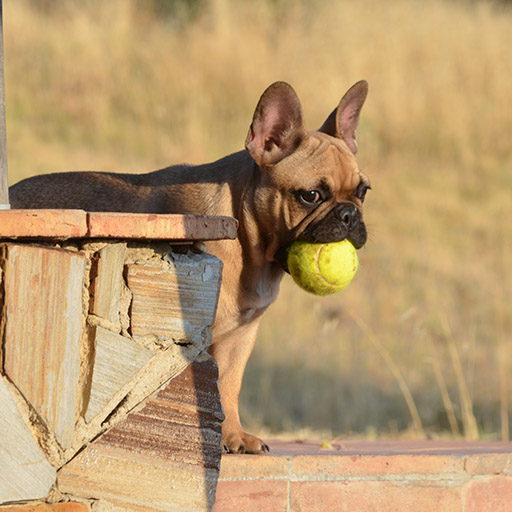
[275,203,367,273]
[302,203,367,248]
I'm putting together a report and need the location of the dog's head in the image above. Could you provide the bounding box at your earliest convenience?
[244,81,370,269]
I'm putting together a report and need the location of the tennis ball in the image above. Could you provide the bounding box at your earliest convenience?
[287,239,359,296]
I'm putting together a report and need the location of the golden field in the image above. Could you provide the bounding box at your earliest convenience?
[4,0,512,440]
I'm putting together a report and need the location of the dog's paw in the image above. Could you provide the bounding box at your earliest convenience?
[223,431,270,454]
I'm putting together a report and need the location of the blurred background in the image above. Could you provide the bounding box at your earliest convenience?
[4,0,511,440]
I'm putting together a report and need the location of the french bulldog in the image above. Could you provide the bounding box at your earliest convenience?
[10,80,371,454]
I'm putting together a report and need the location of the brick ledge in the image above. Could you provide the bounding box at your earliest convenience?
[0,209,238,240]
[214,440,512,512]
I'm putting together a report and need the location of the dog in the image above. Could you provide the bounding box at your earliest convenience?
[10,81,371,454]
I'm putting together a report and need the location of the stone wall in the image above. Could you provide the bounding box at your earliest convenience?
[0,210,237,512]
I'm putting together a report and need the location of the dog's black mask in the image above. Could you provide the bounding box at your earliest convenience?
[276,202,367,273]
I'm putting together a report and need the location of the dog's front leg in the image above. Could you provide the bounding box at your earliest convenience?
[209,318,269,454]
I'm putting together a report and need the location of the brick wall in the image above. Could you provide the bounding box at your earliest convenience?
[214,439,512,512]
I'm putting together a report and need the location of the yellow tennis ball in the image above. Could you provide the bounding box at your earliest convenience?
[287,239,359,296]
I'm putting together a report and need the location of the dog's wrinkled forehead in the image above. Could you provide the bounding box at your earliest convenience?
[301,131,368,203]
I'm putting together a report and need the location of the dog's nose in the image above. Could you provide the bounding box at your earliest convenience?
[340,205,359,231]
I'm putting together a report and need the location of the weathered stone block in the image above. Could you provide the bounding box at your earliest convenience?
[89,243,126,325]
[126,252,222,346]
[0,376,56,503]
[2,244,86,449]
[84,326,155,423]
[59,355,224,512]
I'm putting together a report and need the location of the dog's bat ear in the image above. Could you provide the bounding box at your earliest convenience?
[319,80,368,155]
[245,82,307,166]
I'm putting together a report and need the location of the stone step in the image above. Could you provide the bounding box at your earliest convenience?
[214,439,512,512]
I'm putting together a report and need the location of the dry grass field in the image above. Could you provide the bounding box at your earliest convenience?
[4,0,512,440]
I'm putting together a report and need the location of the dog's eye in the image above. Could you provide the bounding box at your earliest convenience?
[298,190,322,206]
[356,184,371,203]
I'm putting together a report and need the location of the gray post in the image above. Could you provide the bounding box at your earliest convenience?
[0,0,10,209]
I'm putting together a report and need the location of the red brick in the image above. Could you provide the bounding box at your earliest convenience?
[0,209,238,240]
[48,505,88,512]
[292,453,458,478]
[87,211,237,240]
[0,504,89,512]
[213,481,288,512]
[464,454,512,475]
[463,476,512,512]
[0,209,87,238]
[218,453,289,480]
[290,481,461,512]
